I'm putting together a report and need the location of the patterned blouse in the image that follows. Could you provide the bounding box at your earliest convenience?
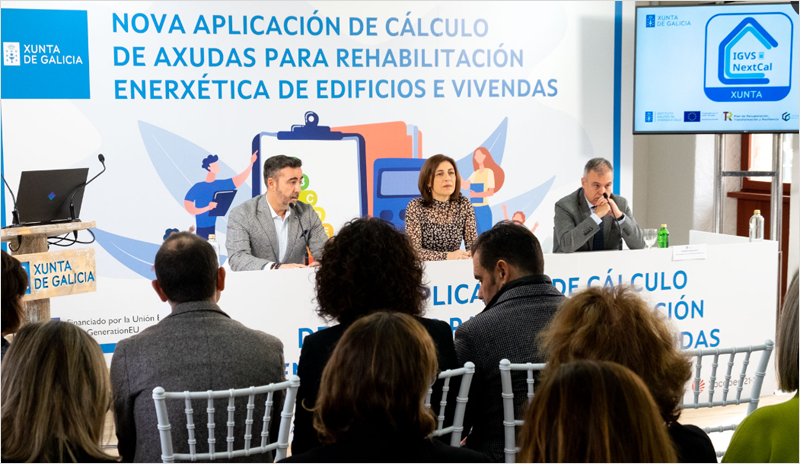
[405,195,478,261]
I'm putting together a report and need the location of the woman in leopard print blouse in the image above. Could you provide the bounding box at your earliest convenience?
[405,154,478,261]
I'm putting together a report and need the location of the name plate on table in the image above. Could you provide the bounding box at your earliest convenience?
[672,244,708,261]
[14,249,97,301]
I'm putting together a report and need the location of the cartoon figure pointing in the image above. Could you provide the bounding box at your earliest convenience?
[184,150,258,240]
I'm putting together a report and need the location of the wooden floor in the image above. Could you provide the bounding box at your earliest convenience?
[100,392,795,461]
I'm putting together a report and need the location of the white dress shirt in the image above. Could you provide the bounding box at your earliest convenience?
[264,199,291,269]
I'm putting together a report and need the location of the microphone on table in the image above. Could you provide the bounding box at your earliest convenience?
[69,154,106,222]
[289,202,312,265]
[1,174,22,250]
[69,154,106,240]
[604,192,623,251]
[1,174,21,227]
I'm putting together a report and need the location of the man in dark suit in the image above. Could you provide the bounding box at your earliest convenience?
[553,157,645,253]
[454,223,565,462]
[226,155,328,271]
[110,233,285,463]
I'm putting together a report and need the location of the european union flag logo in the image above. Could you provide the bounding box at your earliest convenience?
[684,111,701,122]
[646,15,656,28]
[645,112,653,123]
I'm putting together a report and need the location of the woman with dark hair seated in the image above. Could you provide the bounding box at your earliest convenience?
[539,286,716,462]
[1,250,28,361]
[1,321,116,462]
[291,217,462,456]
[722,270,799,463]
[283,312,487,463]
[518,360,677,463]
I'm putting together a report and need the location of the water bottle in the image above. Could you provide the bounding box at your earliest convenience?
[657,224,669,248]
[207,234,220,265]
[749,210,764,242]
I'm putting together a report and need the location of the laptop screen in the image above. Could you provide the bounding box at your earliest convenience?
[16,168,89,225]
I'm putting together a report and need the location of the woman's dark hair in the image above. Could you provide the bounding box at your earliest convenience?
[518,360,677,463]
[315,217,429,325]
[313,312,438,443]
[417,154,461,205]
[2,250,28,335]
[540,286,692,423]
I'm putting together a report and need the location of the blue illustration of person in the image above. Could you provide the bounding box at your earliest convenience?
[184,150,258,240]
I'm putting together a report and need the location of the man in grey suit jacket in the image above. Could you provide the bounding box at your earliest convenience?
[111,233,286,463]
[455,223,566,462]
[553,157,645,253]
[227,155,327,271]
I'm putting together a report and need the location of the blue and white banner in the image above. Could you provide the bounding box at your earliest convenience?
[1,1,630,354]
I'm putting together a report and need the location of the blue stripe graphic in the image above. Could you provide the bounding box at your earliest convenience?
[613,1,622,196]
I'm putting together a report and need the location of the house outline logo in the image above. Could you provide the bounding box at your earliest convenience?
[718,17,777,85]
[703,11,794,102]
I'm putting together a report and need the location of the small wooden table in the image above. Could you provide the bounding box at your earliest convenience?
[1,221,96,322]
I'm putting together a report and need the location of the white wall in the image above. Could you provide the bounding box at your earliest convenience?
[632,133,745,246]
[788,134,799,279]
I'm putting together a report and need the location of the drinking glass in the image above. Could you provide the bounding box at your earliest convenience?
[644,229,658,249]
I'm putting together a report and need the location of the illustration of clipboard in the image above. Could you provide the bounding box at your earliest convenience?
[209,190,237,217]
[251,112,368,232]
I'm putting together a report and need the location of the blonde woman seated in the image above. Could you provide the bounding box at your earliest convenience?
[1,321,116,463]
[518,360,677,463]
[282,312,487,463]
[405,154,478,261]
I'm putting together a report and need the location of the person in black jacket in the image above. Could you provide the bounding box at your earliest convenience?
[454,222,566,462]
[540,286,717,463]
[291,217,462,456]
[282,312,487,463]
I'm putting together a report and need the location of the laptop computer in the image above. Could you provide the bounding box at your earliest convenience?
[15,168,89,225]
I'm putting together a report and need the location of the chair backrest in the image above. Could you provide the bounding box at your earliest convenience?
[683,340,774,457]
[498,359,546,464]
[423,361,476,447]
[152,376,300,463]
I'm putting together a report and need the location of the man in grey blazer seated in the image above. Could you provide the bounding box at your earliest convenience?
[227,155,327,271]
[553,157,645,253]
[110,233,286,462]
[455,222,566,462]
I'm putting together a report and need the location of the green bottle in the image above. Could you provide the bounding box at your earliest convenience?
[657,224,669,248]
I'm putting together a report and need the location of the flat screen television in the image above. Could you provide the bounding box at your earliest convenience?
[634,3,799,134]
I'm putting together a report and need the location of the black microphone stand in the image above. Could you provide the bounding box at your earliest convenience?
[69,154,106,222]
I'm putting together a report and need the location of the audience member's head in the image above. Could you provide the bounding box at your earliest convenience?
[777,270,799,393]
[313,311,437,442]
[540,286,691,423]
[152,232,224,305]
[1,321,112,463]
[471,221,544,303]
[1,250,27,337]
[518,360,677,463]
[315,217,428,326]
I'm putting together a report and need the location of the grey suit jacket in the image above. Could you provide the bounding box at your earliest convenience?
[110,301,286,463]
[226,195,327,271]
[553,187,645,253]
[454,275,566,463]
